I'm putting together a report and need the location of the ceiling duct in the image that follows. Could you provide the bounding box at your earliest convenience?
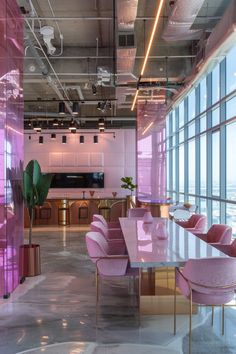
[162,0,205,41]
[116,0,138,106]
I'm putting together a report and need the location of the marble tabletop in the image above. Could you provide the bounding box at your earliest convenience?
[119,217,226,268]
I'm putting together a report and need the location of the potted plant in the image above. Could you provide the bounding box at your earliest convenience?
[121,176,137,209]
[20,160,53,277]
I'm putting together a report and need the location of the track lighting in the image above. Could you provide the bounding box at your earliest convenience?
[92,84,97,95]
[93,135,98,144]
[69,119,76,132]
[80,135,84,144]
[39,136,43,144]
[98,118,105,126]
[52,119,59,126]
[33,121,41,132]
[51,133,56,139]
[62,135,67,144]
[59,101,65,114]
[72,102,79,115]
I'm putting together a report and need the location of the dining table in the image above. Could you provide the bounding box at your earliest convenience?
[119,216,226,315]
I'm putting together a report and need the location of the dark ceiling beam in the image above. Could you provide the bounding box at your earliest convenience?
[23,16,221,21]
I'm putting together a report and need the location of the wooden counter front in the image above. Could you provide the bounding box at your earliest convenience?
[24,198,126,227]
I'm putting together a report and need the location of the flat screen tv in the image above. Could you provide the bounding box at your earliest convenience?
[50,172,104,188]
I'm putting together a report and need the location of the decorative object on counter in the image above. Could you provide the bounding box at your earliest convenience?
[82,191,86,199]
[143,211,153,224]
[21,160,53,277]
[121,176,137,196]
[155,222,168,240]
[112,192,117,197]
[89,190,95,197]
[121,176,137,209]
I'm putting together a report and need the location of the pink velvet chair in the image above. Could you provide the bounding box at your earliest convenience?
[174,257,236,354]
[92,214,121,229]
[85,231,137,306]
[214,238,236,256]
[195,224,232,245]
[127,208,147,218]
[90,221,124,240]
[175,214,206,233]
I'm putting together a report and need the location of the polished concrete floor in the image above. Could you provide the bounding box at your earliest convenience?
[0,226,236,354]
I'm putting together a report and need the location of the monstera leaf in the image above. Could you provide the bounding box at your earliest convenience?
[23,160,53,245]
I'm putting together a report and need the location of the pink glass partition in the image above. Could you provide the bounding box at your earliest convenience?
[137,102,167,201]
[0,0,23,297]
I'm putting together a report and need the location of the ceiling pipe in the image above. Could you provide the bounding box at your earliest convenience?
[25,19,73,115]
[162,0,205,41]
[24,112,136,120]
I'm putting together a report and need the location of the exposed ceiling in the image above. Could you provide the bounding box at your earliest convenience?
[18,0,230,131]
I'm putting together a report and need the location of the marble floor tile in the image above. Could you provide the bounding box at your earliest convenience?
[0,226,235,354]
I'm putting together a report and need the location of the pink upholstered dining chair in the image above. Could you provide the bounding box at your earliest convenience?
[85,231,137,305]
[175,214,206,233]
[127,208,147,218]
[214,238,236,256]
[195,224,232,245]
[90,221,124,240]
[92,214,121,229]
[174,257,236,354]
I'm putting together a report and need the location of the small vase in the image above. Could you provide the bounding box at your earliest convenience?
[89,190,95,197]
[112,192,117,197]
[143,211,153,223]
[156,222,168,240]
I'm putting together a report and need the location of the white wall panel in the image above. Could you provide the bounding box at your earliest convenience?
[77,153,90,166]
[90,153,104,167]
[24,129,136,196]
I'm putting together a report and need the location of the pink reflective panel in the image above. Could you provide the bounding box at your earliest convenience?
[137,102,167,201]
[0,0,23,297]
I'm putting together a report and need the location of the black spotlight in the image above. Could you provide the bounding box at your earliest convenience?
[80,135,84,144]
[52,119,59,126]
[93,135,98,144]
[39,136,43,144]
[92,84,97,95]
[98,118,105,126]
[72,102,79,115]
[51,133,56,139]
[59,101,65,114]
[62,135,67,144]
[69,119,76,132]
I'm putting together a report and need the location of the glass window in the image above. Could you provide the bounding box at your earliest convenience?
[226,46,236,95]
[179,129,184,143]
[167,151,170,192]
[179,144,184,192]
[172,134,176,147]
[212,200,220,224]
[212,107,220,126]
[226,95,236,120]
[212,65,220,104]
[200,199,207,216]
[188,140,195,195]
[172,110,176,133]
[226,121,236,200]
[200,114,206,132]
[179,101,184,128]
[212,131,220,196]
[226,203,236,237]
[200,134,206,196]
[188,122,195,138]
[173,149,176,192]
[188,90,195,121]
[200,77,207,112]
[166,114,169,137]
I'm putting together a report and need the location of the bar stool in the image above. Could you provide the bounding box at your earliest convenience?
[78,201,89,224]
[58,199,70,226]
[98,200,111,222]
